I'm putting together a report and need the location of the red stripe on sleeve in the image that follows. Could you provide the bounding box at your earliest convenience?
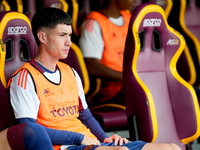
[85,19,94,33]
[18,69,23,86]
[24,70,29,90]
[21,70,26,88]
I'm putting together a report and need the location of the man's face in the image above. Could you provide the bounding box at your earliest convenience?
[44,24,72,60]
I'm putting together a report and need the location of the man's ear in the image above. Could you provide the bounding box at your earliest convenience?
[37,31,46,44]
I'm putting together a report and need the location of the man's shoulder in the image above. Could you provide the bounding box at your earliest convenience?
[57,61,75,75]
[57,61,70,68]
[87,11,108,22]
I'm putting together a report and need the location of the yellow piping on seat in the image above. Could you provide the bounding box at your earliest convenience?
[71,0,79,36]
[165,0,173,19]
[16,0,23,13]
[59,0,68,12]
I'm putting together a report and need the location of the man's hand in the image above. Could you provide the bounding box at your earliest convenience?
[103,134,129,146]
[81,136,101,145]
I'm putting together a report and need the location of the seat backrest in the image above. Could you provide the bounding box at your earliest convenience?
[145,0,198,84]
[123,3,200,149]
[0,11,37,131]
[59,42,90,94]
[167,0,200,86]
[0,11,37,88]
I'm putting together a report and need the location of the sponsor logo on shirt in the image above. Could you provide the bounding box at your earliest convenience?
[43,88,79,117]
[43,88,54,97]
[50,102,79,117]
[43,89,50,95]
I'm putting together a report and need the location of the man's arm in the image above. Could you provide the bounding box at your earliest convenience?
[85,58,123,81]
[79,108,108,142]
[73,69,108,142]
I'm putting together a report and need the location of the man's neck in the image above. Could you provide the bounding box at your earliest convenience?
[100,5,121,18]
[35,46,58,72]
[34,55,57,72]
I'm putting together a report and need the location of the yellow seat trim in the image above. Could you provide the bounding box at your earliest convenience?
[71,0,79,36]
[1,0,10,11]
[0,40,6,88]
[59,0,68,12]
[165,0,173,19]
[87,78,101,100]
[16,0,23,13]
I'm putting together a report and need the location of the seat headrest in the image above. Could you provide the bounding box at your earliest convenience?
[127,3,185,73]
[131,3,167,34]
[0,11,37,55]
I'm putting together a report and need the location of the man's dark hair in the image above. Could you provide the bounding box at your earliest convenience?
[31,7,72,46]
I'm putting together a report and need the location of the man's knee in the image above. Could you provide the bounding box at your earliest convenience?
[168,143,181,150]
[142,143,181,150]
[24,123,53,149]
[0,128,11,150]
